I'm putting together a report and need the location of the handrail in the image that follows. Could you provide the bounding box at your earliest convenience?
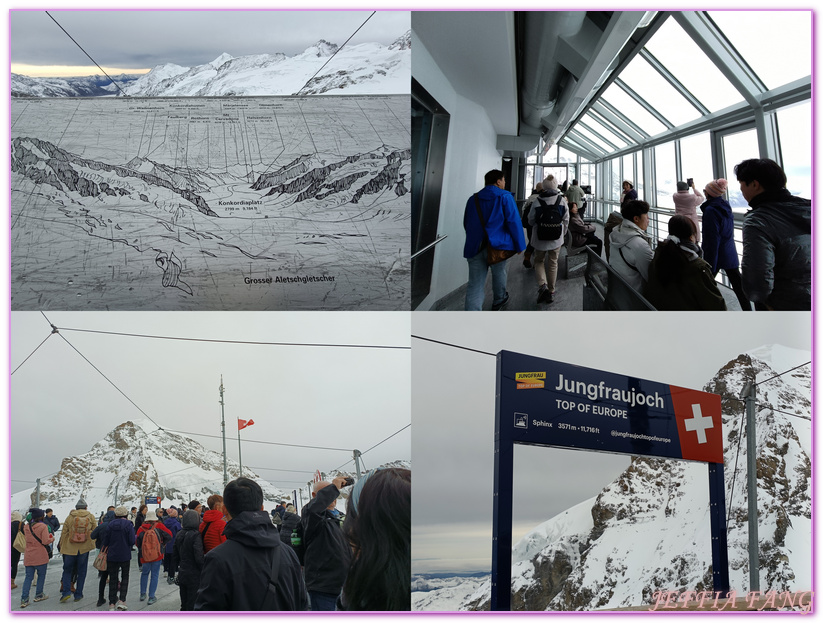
[411,235,448,261]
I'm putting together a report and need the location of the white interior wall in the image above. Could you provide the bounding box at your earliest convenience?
[413,34,505,311]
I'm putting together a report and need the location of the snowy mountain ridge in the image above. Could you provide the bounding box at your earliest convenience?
[13,33,410,98]
[414,344,811,611]
[11,419,290,522]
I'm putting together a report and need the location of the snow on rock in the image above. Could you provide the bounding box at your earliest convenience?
[118,34,409,97]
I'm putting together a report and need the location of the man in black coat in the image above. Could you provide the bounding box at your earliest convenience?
[193,478,308,611]
[301,477,352,611]
[735,158,811,310]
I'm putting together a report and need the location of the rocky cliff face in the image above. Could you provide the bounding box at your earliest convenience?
[467,345,811,611]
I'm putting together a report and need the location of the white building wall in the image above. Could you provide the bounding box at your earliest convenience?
[413,34,505,310]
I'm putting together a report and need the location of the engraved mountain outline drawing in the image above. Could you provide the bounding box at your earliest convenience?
[11,96,411,310]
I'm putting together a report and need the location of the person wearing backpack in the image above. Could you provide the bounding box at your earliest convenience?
[20,508,54,608]
[462,169,527,311]
[526,174,569,305]
[136,510,172,605]
[57,498,97,604]
[193,478,308,611]
[173,510,204,611]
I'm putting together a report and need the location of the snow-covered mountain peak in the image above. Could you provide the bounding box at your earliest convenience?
[304,39,339,57]
[209,52,234,69]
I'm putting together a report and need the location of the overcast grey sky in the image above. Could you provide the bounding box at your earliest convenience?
[10,9,409,74]
[411,311,810,575]
[11,312,410,498]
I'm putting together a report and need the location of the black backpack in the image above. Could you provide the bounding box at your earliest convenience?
[534,194,565,241]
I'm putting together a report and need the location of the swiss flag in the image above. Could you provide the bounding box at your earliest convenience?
[238,419,255,431]
[670,386,723,464]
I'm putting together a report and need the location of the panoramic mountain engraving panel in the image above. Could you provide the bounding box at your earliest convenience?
[11,96,410,310]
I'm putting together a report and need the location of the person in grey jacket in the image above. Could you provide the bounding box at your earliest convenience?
[735,158,811,310]
[608,200,654,293]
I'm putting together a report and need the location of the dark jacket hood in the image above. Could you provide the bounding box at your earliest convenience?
[223,510,281,549]
[181,509,201,530]
[103,510,116,523]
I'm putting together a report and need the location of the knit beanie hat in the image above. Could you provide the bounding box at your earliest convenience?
[115,506,129,517]
[11,511,22,522]
[542,175,558,191]
[76,498,88,509]
[704,179,728,197]
[30,508,45,520]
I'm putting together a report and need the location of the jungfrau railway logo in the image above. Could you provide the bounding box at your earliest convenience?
[516,371,545,389]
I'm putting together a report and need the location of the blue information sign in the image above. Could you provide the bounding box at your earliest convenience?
[491,350,729,611]
[498,350,723,463]
[145,496,162,505]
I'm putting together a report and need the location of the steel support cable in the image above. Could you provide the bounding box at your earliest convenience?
[44,11,128,97]
[11,333,54,376]
[56,326,409,350]
[52,330,165,432]
[164,429,351,452]
[330,423,409,473]
[411,335,496,357]
[296,11,376,95]
[754,361,811,388]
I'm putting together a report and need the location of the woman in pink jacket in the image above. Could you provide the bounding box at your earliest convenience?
[20,508,54,608]
[673,180,703,243]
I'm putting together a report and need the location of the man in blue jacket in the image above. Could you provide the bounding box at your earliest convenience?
[463,170,526,311]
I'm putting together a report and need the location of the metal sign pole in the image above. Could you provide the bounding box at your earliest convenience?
[708,462,731,595]
[491,353,513,611]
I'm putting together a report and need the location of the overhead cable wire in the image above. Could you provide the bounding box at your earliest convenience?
[52,329,165,432]
[754,361,811,388]
[11,332,54,376]
[164,429,352,452]
[411,335,496,357]
[296,11,376,95]
[726,406,747,522]
[246,466,316,474]
[44,11,128,97]
[329,423,408,473]
[361,423,410,455]
[56,326,409,350]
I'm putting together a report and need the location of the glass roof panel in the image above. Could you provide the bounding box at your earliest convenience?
[573,124,617,152]
[708,11,812,90]
[644,18,744,112]
[580,113,629,149]
[619,54,701,127]
[558,146,577,164]
[600,83,667,137]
